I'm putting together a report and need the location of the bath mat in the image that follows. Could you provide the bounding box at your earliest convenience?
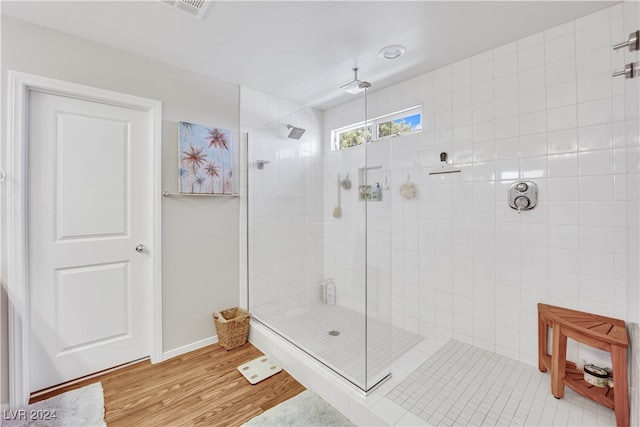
[3,382,106,426]
[242,389,355,426]
[237,355,282,384]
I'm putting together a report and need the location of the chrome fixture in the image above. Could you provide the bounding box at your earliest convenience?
[162,191,239,197]
[508,181,538,213]
[286,124,305,140]
[256,160,271,170]
[379,45,406,60]
[0,168,5,183]
[612,30,639,79]
[612,62,639,79]
[613,30,639,52]
[429,152,461,175]
[340,68,371,94]
[135,243,146,253]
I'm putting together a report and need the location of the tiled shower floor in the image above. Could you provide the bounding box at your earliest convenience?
[259,303,422,388]
[368,337,615,426]
[258,304,615,426]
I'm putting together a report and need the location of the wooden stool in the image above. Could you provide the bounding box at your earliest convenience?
[538,303,629,427]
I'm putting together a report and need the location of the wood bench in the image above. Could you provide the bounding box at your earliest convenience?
[538,303,629,427]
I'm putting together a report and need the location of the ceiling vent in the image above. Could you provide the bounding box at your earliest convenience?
[162,0,211,20]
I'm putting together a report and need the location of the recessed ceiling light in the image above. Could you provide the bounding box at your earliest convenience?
[379,45,406,60]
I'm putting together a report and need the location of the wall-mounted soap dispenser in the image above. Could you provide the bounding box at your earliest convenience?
[508,181,538,213]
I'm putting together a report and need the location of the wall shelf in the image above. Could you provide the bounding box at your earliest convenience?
[162,191,240,198]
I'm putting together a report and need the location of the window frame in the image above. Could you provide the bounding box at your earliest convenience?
[331,105,422,151]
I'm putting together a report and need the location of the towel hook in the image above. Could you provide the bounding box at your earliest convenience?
[612,30,639,52]
[612,62,639,79]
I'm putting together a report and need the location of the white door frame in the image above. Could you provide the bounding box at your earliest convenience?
[5,71,163,408]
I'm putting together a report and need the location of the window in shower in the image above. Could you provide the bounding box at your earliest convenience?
[377,109,422,137]
[331,105,422,150]
[334,123,373,150]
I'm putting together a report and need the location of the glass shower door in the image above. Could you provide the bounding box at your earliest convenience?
[247,100,393,392]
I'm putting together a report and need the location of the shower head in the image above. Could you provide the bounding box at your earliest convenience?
[287,124,305,139]
[340,68,371,94]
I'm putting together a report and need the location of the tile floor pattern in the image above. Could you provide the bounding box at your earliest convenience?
[387,339,615,426]
[261,303,423,389]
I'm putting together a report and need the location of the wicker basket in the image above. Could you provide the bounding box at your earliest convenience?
[213,307,251,350]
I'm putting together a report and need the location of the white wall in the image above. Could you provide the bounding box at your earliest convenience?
[1,16,241,406]
[324,2,639,367]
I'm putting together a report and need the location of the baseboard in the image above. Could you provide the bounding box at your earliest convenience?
[30,358,149,399]
[162,335,218,361]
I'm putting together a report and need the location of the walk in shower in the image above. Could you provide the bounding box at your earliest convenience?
[246,87,419,392]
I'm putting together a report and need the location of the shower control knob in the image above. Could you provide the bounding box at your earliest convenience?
[508,181,537,213]
[514,196,530,210]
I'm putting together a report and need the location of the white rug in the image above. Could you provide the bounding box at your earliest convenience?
[2,382,106,427]
[242,389,355,426]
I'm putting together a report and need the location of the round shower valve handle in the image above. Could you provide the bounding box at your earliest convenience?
[514,196,530,210]
[516,182,528,192]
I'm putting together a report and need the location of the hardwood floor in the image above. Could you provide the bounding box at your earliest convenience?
[30,343,306,426]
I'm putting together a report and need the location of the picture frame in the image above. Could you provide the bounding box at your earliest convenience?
[178,121,233,194]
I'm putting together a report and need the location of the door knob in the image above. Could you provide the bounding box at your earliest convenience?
[135,244,146,253]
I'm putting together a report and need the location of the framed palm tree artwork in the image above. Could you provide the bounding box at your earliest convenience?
[179,121,233,194]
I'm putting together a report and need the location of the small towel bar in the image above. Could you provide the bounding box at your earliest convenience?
[163,191,239,198]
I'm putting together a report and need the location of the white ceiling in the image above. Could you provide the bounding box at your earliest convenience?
[2,1,617,110]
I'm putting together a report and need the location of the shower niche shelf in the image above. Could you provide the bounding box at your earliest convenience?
[358,183,382,201]
[358,165,385,201]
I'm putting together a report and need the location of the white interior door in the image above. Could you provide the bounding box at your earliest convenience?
[27,90,153,392]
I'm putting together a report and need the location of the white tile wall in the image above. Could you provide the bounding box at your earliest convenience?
[625,0,640,419]
[240,88,325,317]
[241,3,639,410]
[624,0,640,332]
[322,2,639,367]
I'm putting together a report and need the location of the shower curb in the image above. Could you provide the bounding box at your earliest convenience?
[249,321,391,426]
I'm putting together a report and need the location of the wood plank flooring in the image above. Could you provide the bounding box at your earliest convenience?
[30,343,306,426]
